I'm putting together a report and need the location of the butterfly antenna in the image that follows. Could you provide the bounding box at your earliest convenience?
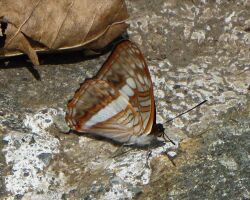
[165,152,176,167]
[59,128,73,135]
[110,145,132,158]
[163,133,176,145]
[166,100,207,123]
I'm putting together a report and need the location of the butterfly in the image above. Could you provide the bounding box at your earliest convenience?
[65,40,165,146]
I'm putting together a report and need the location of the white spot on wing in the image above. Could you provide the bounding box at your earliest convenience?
[138,96,150,102]
[137,74,145,84]
[134,47,141,55]
[130,62,136,69]
[126,78,136,89]
[140,99,151,107]
[144,76,150,86]
[120,85,134,97]
[135,57,143,69]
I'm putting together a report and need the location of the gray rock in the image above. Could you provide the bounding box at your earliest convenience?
[37,153,52,166]
[0,0,249,199]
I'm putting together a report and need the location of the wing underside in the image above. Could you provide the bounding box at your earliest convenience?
[66,79,143,143]
[66,40,155,143]
[96,40,155,135]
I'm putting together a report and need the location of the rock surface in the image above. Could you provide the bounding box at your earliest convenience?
[0,0,249,199]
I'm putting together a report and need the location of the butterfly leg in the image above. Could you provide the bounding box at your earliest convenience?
[164,151,176,167]
[109,145,132,158]
[62,129,74,134]
[145,149,152,169]
[161,134,177,166]
[162,132,175,145]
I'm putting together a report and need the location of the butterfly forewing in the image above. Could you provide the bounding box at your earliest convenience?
[96,41,155,135]
[66,40,155,144]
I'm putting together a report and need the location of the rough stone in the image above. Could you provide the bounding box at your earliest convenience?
[0,0,249,199]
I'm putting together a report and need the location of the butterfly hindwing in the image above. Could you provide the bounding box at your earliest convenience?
[66,79,143,142]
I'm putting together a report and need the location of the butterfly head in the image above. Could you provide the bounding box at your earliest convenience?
[152,123,165,136]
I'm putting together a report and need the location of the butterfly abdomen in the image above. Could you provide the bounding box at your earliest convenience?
[127,135,165,147]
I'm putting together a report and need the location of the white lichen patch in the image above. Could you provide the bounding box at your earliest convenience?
[23,108,60,134]
[225,11,235,23]
[100,180,134,200]
[219,155,238,171]
[158,59,173,69]
[155,89,165,98]
[106,141,178,199]
[191,30,206,44]
[184,22,194,39]
[2,108,64,196]
[172,118,185,128]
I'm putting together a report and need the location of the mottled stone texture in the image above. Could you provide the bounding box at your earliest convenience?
[0,0,249,199]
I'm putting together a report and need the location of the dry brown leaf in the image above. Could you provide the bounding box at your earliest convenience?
[0,0,129,65]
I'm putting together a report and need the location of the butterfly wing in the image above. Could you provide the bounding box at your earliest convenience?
[66,79,143,143]
[66,40,155,144]
[96,40,155,135]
